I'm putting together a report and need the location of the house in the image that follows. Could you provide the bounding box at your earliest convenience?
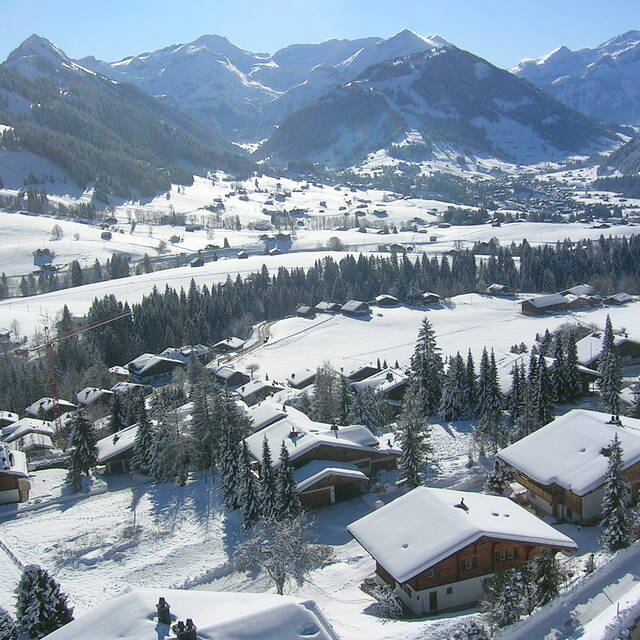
[76,387,115,421]
[352,368,409,406]
[11,433,55,459]
[485,283,512,296]
[296,305,315,318]
[498,410,640,523]
[0,445,30,504]
[126,353,186,385]
[373,294,399,307]
[0,411,18,429]
[32,248,55,268]
[212,337,245,353]
[43,589,339,640]
[268,247,283,256]
[560,284,595,297]
[340,300,370,316]
[237,251,249,259]
[286,368,316,389]
[564,294,595,310]
[3,418,55,444]
[160,345,211,364]
[110,381,153,396]
[347,487,577,615]
[341,363,380,383]
[244,406,399,508]
[96,424,138,475]
[411,291,441,305]
[108,365,130,381]
[206,363,251,388]
[576,332,640,368]
[25,397,76,421]
[234,380,283,407]
[190,257,204,268]
[247,401,287,433]
[520,294,568,316]
[314,301,341,313]
[606,292,634,305]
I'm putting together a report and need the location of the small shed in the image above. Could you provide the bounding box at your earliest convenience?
[314,301,341,313]
[296,305,315,318]
[485,283,512,296]
[374,294,399,307]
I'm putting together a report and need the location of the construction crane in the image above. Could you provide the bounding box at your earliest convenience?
[31,310,131,431]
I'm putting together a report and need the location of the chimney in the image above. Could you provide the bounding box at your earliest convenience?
[156,597,171,625]
[386,372,393,381]
[454,497,469,512]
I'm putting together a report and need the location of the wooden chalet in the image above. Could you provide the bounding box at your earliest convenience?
[484,283,512,296]
[212,337,245,353]
[0,445,30,504]
[76,387,114,421]
[348,487,577,615]
[25,397,76,421]
[341,363,380,383]
[286,368,316,389]
[234,379,283,406]
[295,305,315,318]
[576,332,640,368]
[351,368,409,407]
[126,353,185,385]
[206,363,251,388]
[314,301,341,313]
[97,425,138,475]
[498,410,640,523]
[606,292,634,305]
[340,299,370,316]
[520,294,568,316]
[373,294,399,307]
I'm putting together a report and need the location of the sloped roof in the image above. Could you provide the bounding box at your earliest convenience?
[340,299,369,313]
[561,284,595,297]
[110,381,151,395]
[523,294,568,309]
[286,368,316,387]
[498,409,640,496]
[127,353,185,376]
[235,379,282,400]
[348,487,577,584]
[213,337,245,350]
[3,418,54,444]
[576,333,640,366]
[0,445,28,477]
[247,401,287,433]
[294,460,368,492]
[351,368,408,394]
[25,397,76,417]
[97,424,139,463]
[76,387,114,406]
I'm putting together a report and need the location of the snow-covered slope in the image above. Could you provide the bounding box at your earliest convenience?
[514,30,640,125]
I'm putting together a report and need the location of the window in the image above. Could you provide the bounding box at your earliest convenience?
[446,587,454,595]
[463,557,477,570]
[566,507,573,519]
[496,548,516,562]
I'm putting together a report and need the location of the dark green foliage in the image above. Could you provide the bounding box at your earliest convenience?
[601,434,631,553]
[277,442,303,520]
[130,404,155,476]
[66,409,98,492]
[598,315,622,415]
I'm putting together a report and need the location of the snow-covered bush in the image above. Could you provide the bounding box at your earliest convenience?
[371,584,402,619]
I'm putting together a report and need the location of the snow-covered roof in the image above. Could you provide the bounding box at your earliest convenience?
[351,368,408,394]
[127,353,185,376]
[286,368,316,387]
[12,433,54,451]
[110,381,151,395]
[348,487,577,584]
[25,397,76,417]
[340,299,369,313]
[523,293,568,309]
[315,301,341,312]
[561,284,594,297]
[294,460,368,492]
[76,387,114,406]
[108,365,129,376]
[607,292,634,304]
[342,363,378,380]
[213,336,245,350]
[3,418,55,443]
[0,444,28,477]
[576,332,640,366]
[247,401,287,433]
[498,409,640,496]
[234,379,282,400]
[44,589,339,640]
[97,424,139,463]
[374,294,398,304]
[0,411,18,424]
[244,406,383,464]
[206,363,247,382]
[621,383,638,406]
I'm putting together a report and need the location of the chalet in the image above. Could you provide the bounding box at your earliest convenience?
[606,292,634,305]
[12,433,55,458]
[347,487,577,615]
[25,397,76,421]
[97,425,138,475]
[3,418,55,444]
[340,300,370,316]
[268,247,283,256]
[206,363,250,388]
[32,248,55,268]
[295,305,315,318]
[247,401,287,433]
[352,368,409,407]
[564,294,595,310]
[520,294,568,316]
[485,283,512,296]
[0,445,30,504]
[237,251,249,259]
[234,380,283,406]
[108,365,130,381]
[413,291,441,305]
[110,381,153,396]
[576,332,640,368]
[76,387,115,421]
[342,363,380,383]
[212,337,245,353]
[286,368,316,389]
[244,406,399,509]
[126,353,185,385]
[190,257,204,268]
[560,284,595,297]
[314,301,341,313]
[373,294,399,307]
[498,410,640,523]
[160,344,210,363]
[0,411,18,429]
[43,589,338,640]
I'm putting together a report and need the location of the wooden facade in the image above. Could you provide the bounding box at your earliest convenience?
[298,473,366,509]
[290,443,398,473]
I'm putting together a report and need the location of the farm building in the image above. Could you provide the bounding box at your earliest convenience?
[348,487,577,615]
[373,294,399,307]
[340,300,370,316]
[498,410,640,523]
[560,284,595,297]
[520,294,568,316]
[0,445,30,504]
[606,292,634,305]
[315,301,341,313]
[296,305,315,318]
[485,283,512,296]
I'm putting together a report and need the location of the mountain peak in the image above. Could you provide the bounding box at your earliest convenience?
[5,33,69,65]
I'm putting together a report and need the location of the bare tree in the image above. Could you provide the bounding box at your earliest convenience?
[246,362,260,380]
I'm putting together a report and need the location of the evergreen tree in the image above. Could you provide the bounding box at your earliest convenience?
[277,442,303,520]
[396,379,431,488]
[600,434,631,553]
[475,349,504,450]
[533,356,555,428]
[239,442,261,529]
[219,426,241,510]
[15,565,73,639]
[410,317,443,415]
[338,375,351,426]
[191,383,215,471]
[479,568,527,629]
[259,439,278,520]
[598,316,622,415]
[348,387,389,434]
[529,547,563,607]
[564,330,581,400]
[464,350,478,418]
[440,352,467,421]
[65,409,98,492]
[551,338,567,403]
[130,404,155,476]
[0,607,17,640]
[311,362,341,424]
[108,394,125,434]
[483,459,513,495]
[508,362,524,424]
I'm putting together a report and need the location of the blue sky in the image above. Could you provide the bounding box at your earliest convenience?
[0,0,639,68]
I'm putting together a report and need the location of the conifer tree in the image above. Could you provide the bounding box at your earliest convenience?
[508,362,524,424]
[66,410,98,492]
[601,434,631,552]
[311,362,341,424]
[440,352,467,421]
[277,442,303,520]
[483,459,513,495]
[239,442,261,529]
[598,316,622,415]
[130,404,155,476]
[529,547,563,607]
[108,394,126,433]
[338,375,351,425]
[410,317,443,415]
[259,439,278,520]
[0,607,17,640]
[396,379,431,488]
[479,568,527,629]
[219,426,241,510]
[564,329,581,400]
[464,350,478,418]
[191,383,215,471]
[533,356,555,428]
[551,338,567,403]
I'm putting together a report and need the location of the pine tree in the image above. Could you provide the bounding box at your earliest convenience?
[130,404,155,476]
[396,379,431,488]
[0,607,17,640]
[219,428,241,510]
[239,442,261,529]
[15,565,73,639]
[475,349,504,450]
[508,362,524,424]
[529,547,563,607]
[66,410,98,492]
[410,317,443,415]
[479,568,527,629]
[311,362,341,424]
[449,619,490,640]
[108,394,126,433]
[259,439,278,520]
[598,316,622,415]
[564,329,581,400]
[600,434,631,553]
[483,459,513,495]
[338,376,351,425]
[533,356,555,428]
[440,352,467,421]
[277,442,303,520]
[464,350,478,418]
[191,383,215,471]
[551,338,567,403]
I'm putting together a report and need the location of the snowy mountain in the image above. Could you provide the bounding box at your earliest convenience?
[513,30,640,125]
[258,46,618,167]
[0,34,252,197]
